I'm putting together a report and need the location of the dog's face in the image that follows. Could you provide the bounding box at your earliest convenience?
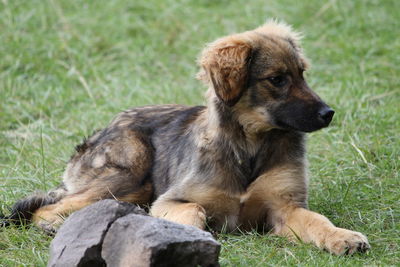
[198,21,334,133]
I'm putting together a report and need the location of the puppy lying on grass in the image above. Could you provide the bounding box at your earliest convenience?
[3,20,369,255]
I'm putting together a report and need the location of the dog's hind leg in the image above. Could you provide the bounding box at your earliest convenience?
[32,189,96,233]
[0,183,68,227]
[32,169,153,233]
[31,129,154,232]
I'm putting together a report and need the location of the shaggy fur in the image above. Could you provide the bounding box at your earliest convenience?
[3,21,369,255]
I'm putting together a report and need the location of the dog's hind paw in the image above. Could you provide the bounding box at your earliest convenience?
[33,213,64,234]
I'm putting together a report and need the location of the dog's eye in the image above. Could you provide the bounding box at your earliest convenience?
[268,75,287,87]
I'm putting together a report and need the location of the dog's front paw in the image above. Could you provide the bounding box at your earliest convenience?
[324,227,370,255]
[177,203,207,229]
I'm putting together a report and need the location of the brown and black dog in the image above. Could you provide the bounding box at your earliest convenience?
[4,21,369,255]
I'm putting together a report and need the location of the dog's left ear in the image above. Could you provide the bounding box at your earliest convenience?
[197,37,252,106]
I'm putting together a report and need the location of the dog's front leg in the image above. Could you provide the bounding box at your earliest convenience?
[150,197,206,229]
[241,167,370,255]
[273,206,370,255]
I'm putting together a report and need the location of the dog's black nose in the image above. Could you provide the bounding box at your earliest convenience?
[318,106,335,125]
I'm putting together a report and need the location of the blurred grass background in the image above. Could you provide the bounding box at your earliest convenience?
[0,0,399,266]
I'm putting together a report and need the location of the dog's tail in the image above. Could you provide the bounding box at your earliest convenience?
[1,185,67,227]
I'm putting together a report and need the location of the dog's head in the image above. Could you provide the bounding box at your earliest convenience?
[198,20,334,133]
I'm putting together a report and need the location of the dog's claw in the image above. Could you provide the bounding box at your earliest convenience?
[358,241,370,253]
[325,228,370,255]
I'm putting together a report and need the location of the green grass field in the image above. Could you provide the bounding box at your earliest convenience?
[1,0,399,266]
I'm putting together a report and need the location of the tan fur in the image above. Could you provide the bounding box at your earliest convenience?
[33,182,152,232]
[254,20,310,69]
[239,163,368,255]
[182,186,241,230]
[276,207,369,255]
[198,36,252,105]
[33,193,96,232]
[236,106,274,135]
[117,182,153,204]
[150,200,207,229]
[239,165,307,230]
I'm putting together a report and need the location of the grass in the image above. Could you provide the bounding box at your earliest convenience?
[0,0,399,266]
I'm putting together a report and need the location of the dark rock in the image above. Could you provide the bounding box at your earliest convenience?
[48,199,220,267]
[48,199,146,267]
[101,214,220,267]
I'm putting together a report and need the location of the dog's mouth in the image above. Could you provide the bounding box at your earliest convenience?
[276,119,328,133]
[275,119,301,132]
[275,111,334,133]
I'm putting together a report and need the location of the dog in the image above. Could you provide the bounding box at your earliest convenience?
[3,20,370,255]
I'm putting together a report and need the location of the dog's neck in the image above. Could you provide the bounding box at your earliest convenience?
[202,89,272,157]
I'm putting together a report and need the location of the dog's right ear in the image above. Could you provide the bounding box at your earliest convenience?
[197,37,252,106]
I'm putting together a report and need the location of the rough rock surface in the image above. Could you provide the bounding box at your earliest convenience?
[102,213,220,267]
[48,199,146,267]
[48,199,221,267]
